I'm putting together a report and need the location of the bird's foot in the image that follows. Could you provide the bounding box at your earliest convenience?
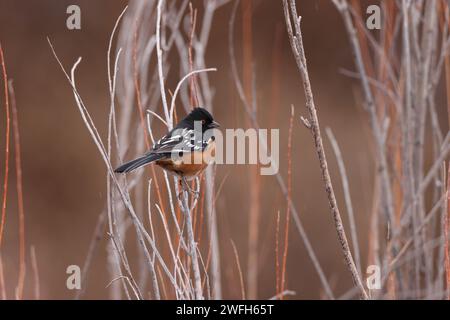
[178,177,200,200]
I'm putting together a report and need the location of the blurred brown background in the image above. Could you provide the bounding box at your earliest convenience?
[0,0,415,299]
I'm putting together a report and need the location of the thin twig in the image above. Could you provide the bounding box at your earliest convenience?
[240,0,259,300]
[390,195,446,269]
[275,210,281,298]
[446,162,450,299]
[269,290,296,300]
[74,209,107,300]
[325,128,362,277]
[131,14,167,224]
[47,39,182,295]
[283,0,368,299]
[229,0,334,300]
[169,68,217,120]
[230,239,245,300]
[280,105,294,299]
[178,183,203,300]
[146,180,161,299]
[156,0,171,126]
[191,0,228,299]
[30,245,40,300]
[9,81,26,300]
[0,43,10,249]
[0,253,5,299]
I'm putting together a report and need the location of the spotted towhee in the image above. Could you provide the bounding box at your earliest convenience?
[114,107,219,188]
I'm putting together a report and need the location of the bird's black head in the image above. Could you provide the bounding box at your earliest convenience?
[176,107,220,132]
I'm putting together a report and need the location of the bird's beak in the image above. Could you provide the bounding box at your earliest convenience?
[209,120,220,129]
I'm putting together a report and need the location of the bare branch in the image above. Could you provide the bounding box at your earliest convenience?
[283,0,368,299]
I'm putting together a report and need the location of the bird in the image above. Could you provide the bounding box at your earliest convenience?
[114,107,219,192]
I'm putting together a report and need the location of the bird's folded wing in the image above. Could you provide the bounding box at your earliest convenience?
[151,128,204,154]
[152,128,188,154]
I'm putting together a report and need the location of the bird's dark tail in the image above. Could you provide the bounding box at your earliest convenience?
[114,153,164,173]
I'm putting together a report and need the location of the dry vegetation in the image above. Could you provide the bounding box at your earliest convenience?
[0,0,449,300]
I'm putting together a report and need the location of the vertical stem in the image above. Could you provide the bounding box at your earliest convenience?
[229,0,334,298]
[332,0,394,230]
[401,0,420,296]
[9,82,26,300]
[0,253,5,299]
[30,245,40,300]
[326,128,362,277]
[205,167,222,299]
[242,0,260,300]
[280,106,294,299]
[283,0,368,299]
[0,44,10,249]
[446,163,450,300]
[180,183,203,300]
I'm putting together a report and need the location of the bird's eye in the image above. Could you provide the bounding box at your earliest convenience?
[201,120,205,124]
